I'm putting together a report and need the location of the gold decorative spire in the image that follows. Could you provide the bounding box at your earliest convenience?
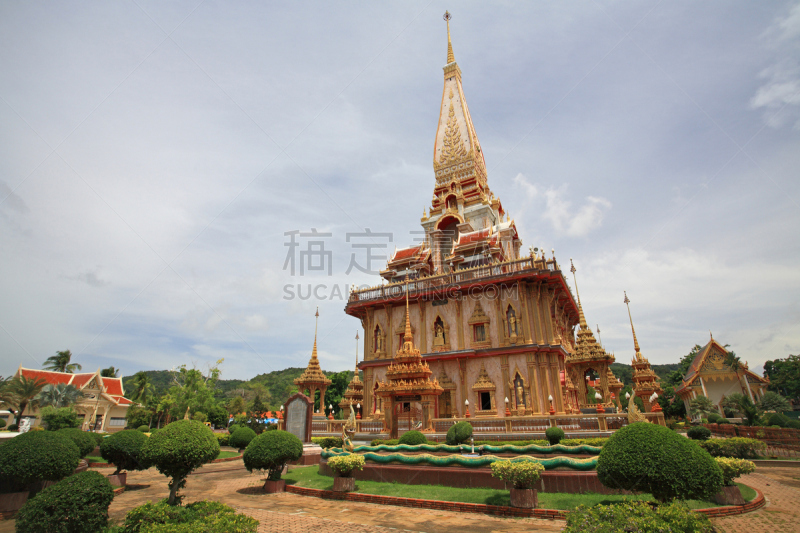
[403,278,413,342]
[295,306,331,387]
[444,11,454,64]
[623,291,642,361]
[570,259,588,329]
[354,332,360,372]
[312,306,319,360]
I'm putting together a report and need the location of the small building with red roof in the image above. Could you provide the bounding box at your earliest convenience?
[14,366,134,432]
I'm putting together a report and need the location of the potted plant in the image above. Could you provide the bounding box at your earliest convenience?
[99,429,150,487]
[713,457,756,505]
[328,454,365,492]
[242,430,303,493]
[490,458,545,508]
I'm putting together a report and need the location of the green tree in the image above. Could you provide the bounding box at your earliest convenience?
[721,393,759,426]
[128,371,155,405]
[40,406,80,430]
[758,391,791,413]
[35,383,84,408]
[665,345,703,387]
[227,396,246,416]
[689,395,717,418]
[42,350,82,373]
[657,385,686,419]
[126,405,152,428]
[764,355,800,401]
[250,394,265,415]
[100,366,119,378]
[5,375,47,425]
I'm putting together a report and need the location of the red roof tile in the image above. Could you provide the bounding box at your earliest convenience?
[393,246,422,261]
[19,369,76,385]
[102,378,123,396]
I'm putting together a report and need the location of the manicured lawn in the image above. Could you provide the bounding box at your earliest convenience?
[217,451,241,459]
[86,455,106,463]
[284,466,755,510]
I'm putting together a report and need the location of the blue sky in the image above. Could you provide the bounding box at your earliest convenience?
[1,2,799,381]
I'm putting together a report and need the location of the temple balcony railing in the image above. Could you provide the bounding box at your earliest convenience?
[348,255,560,305]
[309,411,665,437]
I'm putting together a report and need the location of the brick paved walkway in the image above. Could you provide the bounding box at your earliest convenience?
[712,469,800,533]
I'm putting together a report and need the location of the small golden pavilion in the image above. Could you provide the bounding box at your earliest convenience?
[294,308,332,418]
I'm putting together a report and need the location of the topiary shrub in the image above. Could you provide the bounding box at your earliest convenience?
[215,432,230,447]
[398,430,427,445]
[0,430,80,492]
[14,470,113,533]
[100,429,149,476]
[57,428,96,458]
[715,457,756,486]
[761,412,790,427]
[87,432,105,447]
[229,427,257,449]
[564,501,713,533]
[227,424,241,435]
[445,421,473,445]
[700,437,766,459]
[243,430,302,482]
[596,422,723,502]
[119,500,258,533]
[40,406,80,431]
[707,413,722,424]
[7,423,18,431]
[137,425,150,433]
[311,437,343,449]
[0,419,5,429]
[490,459,545,489]
[787,420,800,430]
[687,426,711,441]
[328,454,365,478]
[140,420,220,505]
[545,427,565,445]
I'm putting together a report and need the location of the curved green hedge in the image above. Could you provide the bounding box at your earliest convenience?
[321,449,597,470]
[57,428,97,458]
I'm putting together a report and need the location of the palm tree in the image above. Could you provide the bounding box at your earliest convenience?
[42,350,82,373]
[100,366,119,378]
[35,383,84,408]
[5,375,47,425]
[129,371,154,404]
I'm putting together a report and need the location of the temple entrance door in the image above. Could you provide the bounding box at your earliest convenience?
[438,393,451,418]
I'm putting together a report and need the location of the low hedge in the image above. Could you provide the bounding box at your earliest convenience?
[100,429,149,475]
[490,458,544,489]
[398,430,427,445]
[716,457,756,486]
[243,430,302,481]
[14,470,113,533]
[597,422,723,502]
[687,426,711,441]
[545,427,565,445]
[700,437,766,459]
[370,439,400,447]
[311,437,343,449]
[57,428,97,458]
[328,454,365,477]
[119,500,257,533]
[564,501,713,533]
[229,427,257,449]
[445,421,473,445]
[0,430,80,491]
[215,433,230,447]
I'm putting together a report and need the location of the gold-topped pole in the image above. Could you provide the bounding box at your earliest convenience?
[444,11,455,64]
[623,291,642,359]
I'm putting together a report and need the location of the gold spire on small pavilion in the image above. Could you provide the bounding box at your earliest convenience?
[403,278,413,343]
[295,307,331,387]
[623,291,642,361]
[444,11,455,64]
[570,259,588,329]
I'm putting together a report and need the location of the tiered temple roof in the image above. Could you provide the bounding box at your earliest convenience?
[294,310,332,390]
[624,292,663,401]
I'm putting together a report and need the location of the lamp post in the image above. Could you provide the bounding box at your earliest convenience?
[328,404,334,420]
[595,391,605,414]
[357,402,362,420]
[650,392,662,412]
[548,394,555,415]
[465,399,470,418]
[505,397,511,416]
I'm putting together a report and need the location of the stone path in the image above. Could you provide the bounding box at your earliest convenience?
[712,468,800,533]
[2,462,799,532]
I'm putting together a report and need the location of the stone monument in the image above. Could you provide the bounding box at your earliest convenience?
[284,392,322,465]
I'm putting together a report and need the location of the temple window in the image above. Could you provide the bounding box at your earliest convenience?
[480,391,492,411]
[468,302,490,348]
[473,324,486,343]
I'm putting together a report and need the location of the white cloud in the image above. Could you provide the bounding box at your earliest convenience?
[542,186,612,238]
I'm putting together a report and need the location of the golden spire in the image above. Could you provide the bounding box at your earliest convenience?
[623,291,642,361]
[444,11,455,64]
[312,306,320,360]
[570,259,588,329]
[355,332,360,372]
[403,278,413,342]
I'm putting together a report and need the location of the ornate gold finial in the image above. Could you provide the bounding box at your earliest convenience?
[596,324,602,345]
[444,11,455,64]
[569,259,588,329]
[624,291,642,360]
[710,330,713,340]
[312,307,320,360]
[355,332,360,371]
[403,277,413,342]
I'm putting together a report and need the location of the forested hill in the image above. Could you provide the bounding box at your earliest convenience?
[610,362,682,386]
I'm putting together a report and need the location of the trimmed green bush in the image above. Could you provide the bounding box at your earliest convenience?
[119,500,257,533]
[490,458,544,488]
[328,454,365,477]
[445,421,473,445]
[100,429,149,475]
[14,470,113,533]
[215,432,230,447]
[57,428,96,458]
[140,420,220,505]
[707,413,723,424]
[243,430,302,481]
[715,457,756,486]
[229,426,257,449]
[564,501,713,533]
[311,436,343,449]
[88,432,105,447]
[597,422,723,502]
[545,427,565,445]
[370,438,400,446]
[0,430,80,491]
[40,406,80,431]
[687,426,711,441]
[0,419,6,429]
[137,425,150,432]
[787,420,800,430]
[7,423,18,431]
[761,412,790,427]
[398,430,427,445]
[700,437,766,459]
[227,424,241,435]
